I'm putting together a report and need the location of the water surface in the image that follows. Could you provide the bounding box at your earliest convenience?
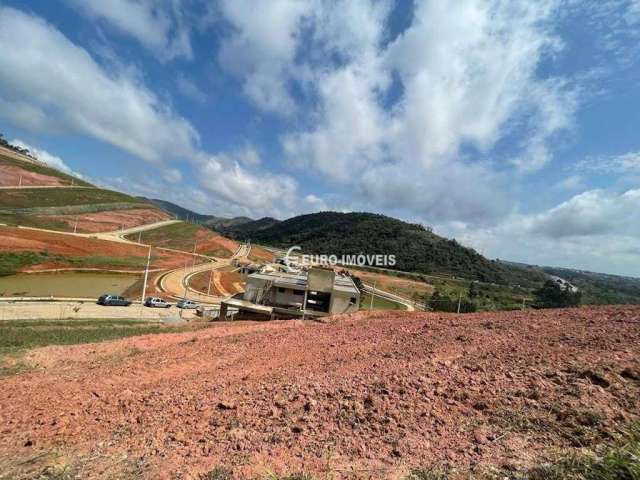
[0,272,140,298]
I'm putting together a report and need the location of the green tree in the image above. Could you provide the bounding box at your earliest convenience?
[534,280,581,308]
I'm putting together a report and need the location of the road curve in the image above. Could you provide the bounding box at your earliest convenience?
[363,283,416,311]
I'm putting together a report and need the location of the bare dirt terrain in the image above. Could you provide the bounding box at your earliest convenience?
[189,269,245,297]
[348,268,433,301]
[0,165,68,187]
[0,305,638,479]
[44,208,171,233]
[0,226,194,271]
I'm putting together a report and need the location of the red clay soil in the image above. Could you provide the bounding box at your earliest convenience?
[189,270,244,296]
[44,208,171,233]
[193,229,239,258]
[0,306,639,479]
[249,245,276,262]
[0,226,193,271]
[0,165,67,187]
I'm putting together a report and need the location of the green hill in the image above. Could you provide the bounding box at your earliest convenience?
[221,211,547,286]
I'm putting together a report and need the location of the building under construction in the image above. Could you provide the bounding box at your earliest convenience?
[220,267,360,320]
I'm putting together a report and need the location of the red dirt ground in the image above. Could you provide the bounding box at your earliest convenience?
[0,226,194,271]
[193,229,239,258]
[0,165,67,187]
[44,208,171,233]
[189,270,244,296]
[0,306,638,479]
[249,245,276,262]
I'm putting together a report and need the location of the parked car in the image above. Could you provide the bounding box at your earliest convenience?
[177,299,198,309]
[97,294,132,306]
[144,297,171,308]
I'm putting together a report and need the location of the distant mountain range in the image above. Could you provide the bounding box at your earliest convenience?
[139,197,253,230]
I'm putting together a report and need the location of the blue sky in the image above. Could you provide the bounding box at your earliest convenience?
[0,0,639,276]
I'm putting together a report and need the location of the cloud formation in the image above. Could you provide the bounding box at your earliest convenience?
[0,6,199,164]
[218,0,577,223]
[66,0,193,61]
[441,188,640,276]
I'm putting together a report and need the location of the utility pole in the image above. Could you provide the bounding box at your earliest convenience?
[207,263,214,296]
[140,246,152,315]
[302,288,308,321]
[138,230,142,244]
[73,217,79,234]
[182,259,189,300]
[18,174,22,187]
[370,280,376,310]
[191,240,198,268]
[522,297,526,311]
[457,291,462,314]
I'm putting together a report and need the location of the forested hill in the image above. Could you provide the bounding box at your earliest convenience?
[221,211,547,286]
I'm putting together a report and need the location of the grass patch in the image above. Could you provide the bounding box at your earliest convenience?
[360,292,407,310]
[0,251,148,276]
[131,222,233,257]
[0,187,140,209]
[406,424,640,479]
[201,466,234,480]
[0,318,201,376]
[265,473,315,480]
[0,213,72,232]
[0,252,52,276]
[129,222,201,248]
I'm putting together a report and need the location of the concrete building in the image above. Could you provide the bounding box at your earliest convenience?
[219,267,360,320]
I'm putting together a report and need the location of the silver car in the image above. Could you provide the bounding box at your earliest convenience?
[177,299,198,309]
[144,297,171,308]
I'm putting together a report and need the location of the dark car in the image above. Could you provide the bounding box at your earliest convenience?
[97,294,132,306]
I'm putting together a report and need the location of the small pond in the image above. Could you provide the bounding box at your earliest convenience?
[0,272,140,298]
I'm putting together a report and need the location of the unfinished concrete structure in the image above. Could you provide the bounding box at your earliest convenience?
[219,267,360,320]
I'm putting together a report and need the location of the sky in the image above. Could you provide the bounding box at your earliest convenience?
[0,0,639,277]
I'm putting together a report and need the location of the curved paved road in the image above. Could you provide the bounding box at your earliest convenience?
[157,243,250,304]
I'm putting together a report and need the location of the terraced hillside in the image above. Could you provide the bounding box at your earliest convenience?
[0,147,92,187]
[126,222,239,258]
[0,226,193,276]
[0,153,170,233]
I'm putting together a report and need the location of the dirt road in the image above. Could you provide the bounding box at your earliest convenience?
[0,305,638,479]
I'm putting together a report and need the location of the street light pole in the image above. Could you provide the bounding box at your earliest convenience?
[207,264,214,296]
[140,245,152,317]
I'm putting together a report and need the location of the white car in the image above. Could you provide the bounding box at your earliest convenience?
[144,297,171,308]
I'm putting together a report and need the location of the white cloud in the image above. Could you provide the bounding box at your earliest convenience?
[66,0,193,61]
[10,139,82,178]
[276,0,575,222]
[176,73,207,103]
[579,150,640,173]
[0,6,198,164]
[530,189,640,239]
[557,174,585,190]
[194,150,299,218]
[440,189,640,276]
[162,168,183,183]
[217,0,313,115]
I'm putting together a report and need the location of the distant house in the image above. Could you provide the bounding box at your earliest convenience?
[220,267,360,320]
